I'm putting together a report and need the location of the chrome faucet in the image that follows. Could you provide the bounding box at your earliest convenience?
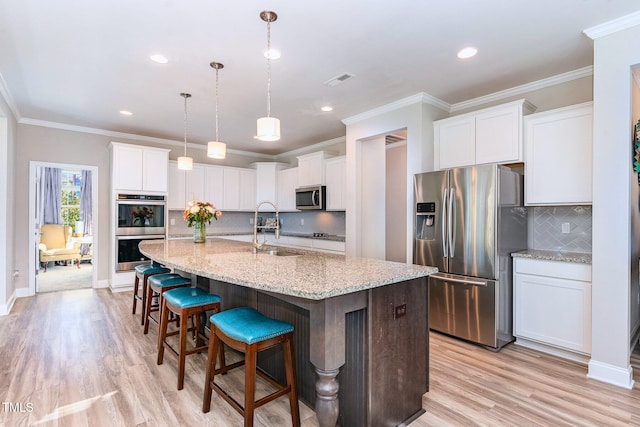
[253,200,280,251]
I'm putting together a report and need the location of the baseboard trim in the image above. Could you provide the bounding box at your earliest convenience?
[109,285,133,293]
[0,290,16,316]
[514,337,590,364]
[94,279,109,289]
[587,359,635,389]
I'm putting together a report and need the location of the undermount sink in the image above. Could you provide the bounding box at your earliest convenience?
[251,248,300,257]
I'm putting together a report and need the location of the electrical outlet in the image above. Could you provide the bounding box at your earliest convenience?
[170,218,176,226]
[250,218,254,225]
[394,304,407,319]
[561,223,571,234]
[300,218,304,226]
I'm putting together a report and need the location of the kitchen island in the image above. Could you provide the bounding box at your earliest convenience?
[139,238,437,427]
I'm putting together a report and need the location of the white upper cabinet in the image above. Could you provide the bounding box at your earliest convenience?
[254,162,287,211]
[324,156,346,211]
[297,151,334,186]
[524,102,593,205]
[111,142,170,193]
[434,99,534,170]
[277,167,299,212]
[204,166,224,209]
[239,169,257,211]
[223,167,256,211]
[167,162,206,210]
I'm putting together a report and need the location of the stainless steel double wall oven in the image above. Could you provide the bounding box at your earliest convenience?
[115,194,166,271]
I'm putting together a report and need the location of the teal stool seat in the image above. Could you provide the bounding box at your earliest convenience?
[210,307,294,345]
[203,307,300,426]
[157,287,222,390]
[163,287,221,309]
[132,262,171,325]
[144,273,192,335]
[149,273,191,288]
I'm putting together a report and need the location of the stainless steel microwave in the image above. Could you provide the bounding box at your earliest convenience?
[295,185,326,210]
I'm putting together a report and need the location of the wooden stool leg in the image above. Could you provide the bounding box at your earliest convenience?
[157,298,170,365]
[132,274,140,314]
[143,284,155,334]
[244,344,257,427]
[140,276,149,325]
[283,337,301,427]
[202,330,220,413]
[177,310,189,390]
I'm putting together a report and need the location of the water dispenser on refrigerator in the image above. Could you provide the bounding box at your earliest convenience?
[416,202,436,241]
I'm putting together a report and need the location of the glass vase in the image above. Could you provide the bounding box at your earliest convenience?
[193,222,206,243]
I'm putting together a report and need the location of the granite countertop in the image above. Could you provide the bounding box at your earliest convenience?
[511,249,592,264]
[139,238,436,300]
[169,231,346,242]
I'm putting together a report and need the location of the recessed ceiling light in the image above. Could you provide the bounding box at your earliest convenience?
[150,54,169,64]
[321,106,333,112]
[264,49,281,60]
[119,110,133,116]
[457,47,477,59]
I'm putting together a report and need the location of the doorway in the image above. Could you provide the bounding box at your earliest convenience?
[29,161,98,294]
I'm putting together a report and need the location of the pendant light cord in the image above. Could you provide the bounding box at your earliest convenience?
[266,20,272,118]
[183,95,188,156]
[215,67,220,142]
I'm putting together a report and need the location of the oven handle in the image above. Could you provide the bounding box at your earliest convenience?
[117,201,166,207]
[115,235,165,240]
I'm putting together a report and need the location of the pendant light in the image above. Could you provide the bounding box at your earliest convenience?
[207,62,227,159]
[256,10,280,141]
[177,93,193,170]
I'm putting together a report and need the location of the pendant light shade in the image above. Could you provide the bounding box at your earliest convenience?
[257,117,280,141]
[256,10,280,142]
[207,62,227,159]
[177,92,193,170]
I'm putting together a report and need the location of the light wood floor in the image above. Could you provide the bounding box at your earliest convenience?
[2,288,640,426]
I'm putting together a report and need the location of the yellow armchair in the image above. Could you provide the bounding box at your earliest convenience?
[39,224,81,272]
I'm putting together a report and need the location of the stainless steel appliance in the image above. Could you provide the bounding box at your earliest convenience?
[295,185,326,210]
[115,194,166,271]
[413,164,527,349]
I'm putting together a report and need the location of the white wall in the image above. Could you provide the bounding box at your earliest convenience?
[344,96,446,260]
[386,142,407,263]
[0,92,16,315]
[360,135,386,260]
[588,23,640,389]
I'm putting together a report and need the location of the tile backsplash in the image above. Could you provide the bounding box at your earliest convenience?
[529,205,592,252]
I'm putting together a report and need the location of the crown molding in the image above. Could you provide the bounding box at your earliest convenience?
[450,66,593,112]
[583,10,640,40]
[342,92,451,125]
[274,136,346,159]
[17,117,271,158]
[0,72,21,122]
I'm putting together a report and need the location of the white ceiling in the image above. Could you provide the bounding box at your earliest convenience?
[0,1,638,155]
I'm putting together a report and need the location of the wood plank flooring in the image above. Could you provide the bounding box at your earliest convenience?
[2,288,640,426]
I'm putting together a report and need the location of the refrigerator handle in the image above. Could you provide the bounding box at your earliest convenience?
[449,188,456,258]
[441,189,448,256]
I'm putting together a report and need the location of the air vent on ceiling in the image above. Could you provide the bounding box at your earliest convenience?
[323,73,355,87]
[385,134,406,145]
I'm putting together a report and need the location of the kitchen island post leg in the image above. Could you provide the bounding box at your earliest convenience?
[315,367,340,427]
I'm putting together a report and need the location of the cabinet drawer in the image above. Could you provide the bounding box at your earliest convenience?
[514,258,591,282]
[313,239,345,253]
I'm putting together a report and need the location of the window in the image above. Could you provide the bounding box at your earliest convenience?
[61,170,82,232]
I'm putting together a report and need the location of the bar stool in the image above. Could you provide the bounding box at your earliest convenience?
[144,273,191,335]
[158,287,222,390]
[132,263,171,325]
[202,307,300,427]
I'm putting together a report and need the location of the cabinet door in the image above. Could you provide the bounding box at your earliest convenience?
[255,163,279,211]
[475,104,521,165]
[185,164,206,203]
[297,152,326,186]
[239,169,257,211]
[113,145,143,191]
[204,166,224,209]
[142,149,169,192]
[167,161,186,210]
[436,116,476,169]
[325,156,346,211]
[277,167,299,211]
[514,272,591,354]
[525,103,593,205]
[223,168,240,210]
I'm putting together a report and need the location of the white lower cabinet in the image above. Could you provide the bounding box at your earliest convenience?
[514,258,591,359]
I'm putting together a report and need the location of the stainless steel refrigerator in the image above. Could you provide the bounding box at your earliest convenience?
[414,164,527,349]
